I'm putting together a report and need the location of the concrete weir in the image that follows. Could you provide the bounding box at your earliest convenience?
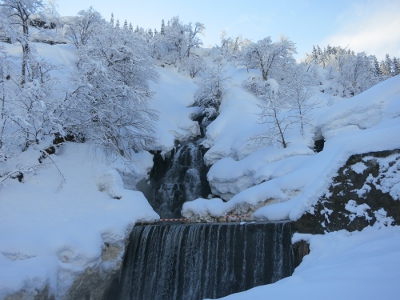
[104,222,299,300]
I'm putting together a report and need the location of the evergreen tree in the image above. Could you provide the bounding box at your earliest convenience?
[385,54,392,76]
[110,13,114,27]
[129,22,133,31]
[393,57,400,76]
[115,19,120,28]
[161,19,165,35]
[373,55,382,77]
[379,61,387,77]
[326,44,332,55]
[123,20,128,30]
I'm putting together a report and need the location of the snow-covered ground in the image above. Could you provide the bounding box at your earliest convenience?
[217,224,400,300]
[0,43,200,298]
[182,74,400,221]
[0,142,159,298]
[1,40,400,299]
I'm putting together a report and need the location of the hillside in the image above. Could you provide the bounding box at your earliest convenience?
[0,36,399,299]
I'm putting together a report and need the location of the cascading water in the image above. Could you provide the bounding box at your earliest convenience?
[104,222,296,300]
[137,142,211,218]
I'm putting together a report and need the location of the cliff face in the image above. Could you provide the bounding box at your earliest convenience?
[295,149,400,234]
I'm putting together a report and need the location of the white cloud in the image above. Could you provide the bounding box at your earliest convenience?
[323,1,400,60]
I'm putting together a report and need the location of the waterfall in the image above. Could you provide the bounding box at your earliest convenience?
[138,142,211,218]
[104,222,295,300]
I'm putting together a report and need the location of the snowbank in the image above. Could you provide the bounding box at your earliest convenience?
[183,75,400,221]
[149,66,202,154]
[0,143,159,298]
[216,225,400,300]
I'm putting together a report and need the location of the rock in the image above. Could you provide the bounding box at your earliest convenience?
[295,149,400,233]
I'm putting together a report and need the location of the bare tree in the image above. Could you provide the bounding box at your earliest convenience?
[245,77,294,148]
[65,22,158,157]
[242,36,296,80]
[0,48,13,153]
[64,6,103,48]
[0,0,45,85]
[282,64,318,135]
[180,55,205,78]
[193,56,230,121]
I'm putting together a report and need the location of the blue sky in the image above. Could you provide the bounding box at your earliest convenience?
[55,0,400,60]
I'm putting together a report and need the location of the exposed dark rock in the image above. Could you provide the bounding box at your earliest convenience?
[53,132,85,145]
[295,149,400,233]
[313,138,325,153]
[292,240,310,269]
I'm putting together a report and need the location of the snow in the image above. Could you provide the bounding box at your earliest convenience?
[0,142,159,298]
[216,225,400,300]
[350,162,368,174]
[345,200,371,221]
[149,65,201,154]
[183,75,400,222]
[2,29,400,299]
[0,38,208,297]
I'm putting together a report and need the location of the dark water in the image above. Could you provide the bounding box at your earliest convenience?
[137,142,211,218]
[104,222,296,300]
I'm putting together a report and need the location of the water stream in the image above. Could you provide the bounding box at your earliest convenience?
[104,222,296,300]
[137,142,211,218]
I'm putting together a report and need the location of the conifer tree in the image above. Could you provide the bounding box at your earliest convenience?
[373,55,382,77]
[110,13,114,27]
[384,54,392,76]
[161,19,165,35]
[123,20,128,30]
[115,19,120,28]
[393,57,400,76]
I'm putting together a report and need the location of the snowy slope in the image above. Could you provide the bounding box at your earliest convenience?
[1,38,400,299]
[149,65,201,153]
[217,225,400,300]
[183,75,400,221]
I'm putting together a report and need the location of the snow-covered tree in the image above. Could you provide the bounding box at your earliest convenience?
[383,54,392,76]
[160,19,165,35]
[373,55,382,78]
[184,22,204,57]
[246,78,292,148]
[64,7,103,48]
[0,0,45,85]
[241,36,296,80]
[45,0,58,17]
[180,55,206,78]
[281,64,317,135]
[393,57,400,76]
[65,23,158,157]
[193,57,230,121]
[110,12,114,27]
[218,30,251,62]
[150,17,204,64]
[0,48,13,153]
